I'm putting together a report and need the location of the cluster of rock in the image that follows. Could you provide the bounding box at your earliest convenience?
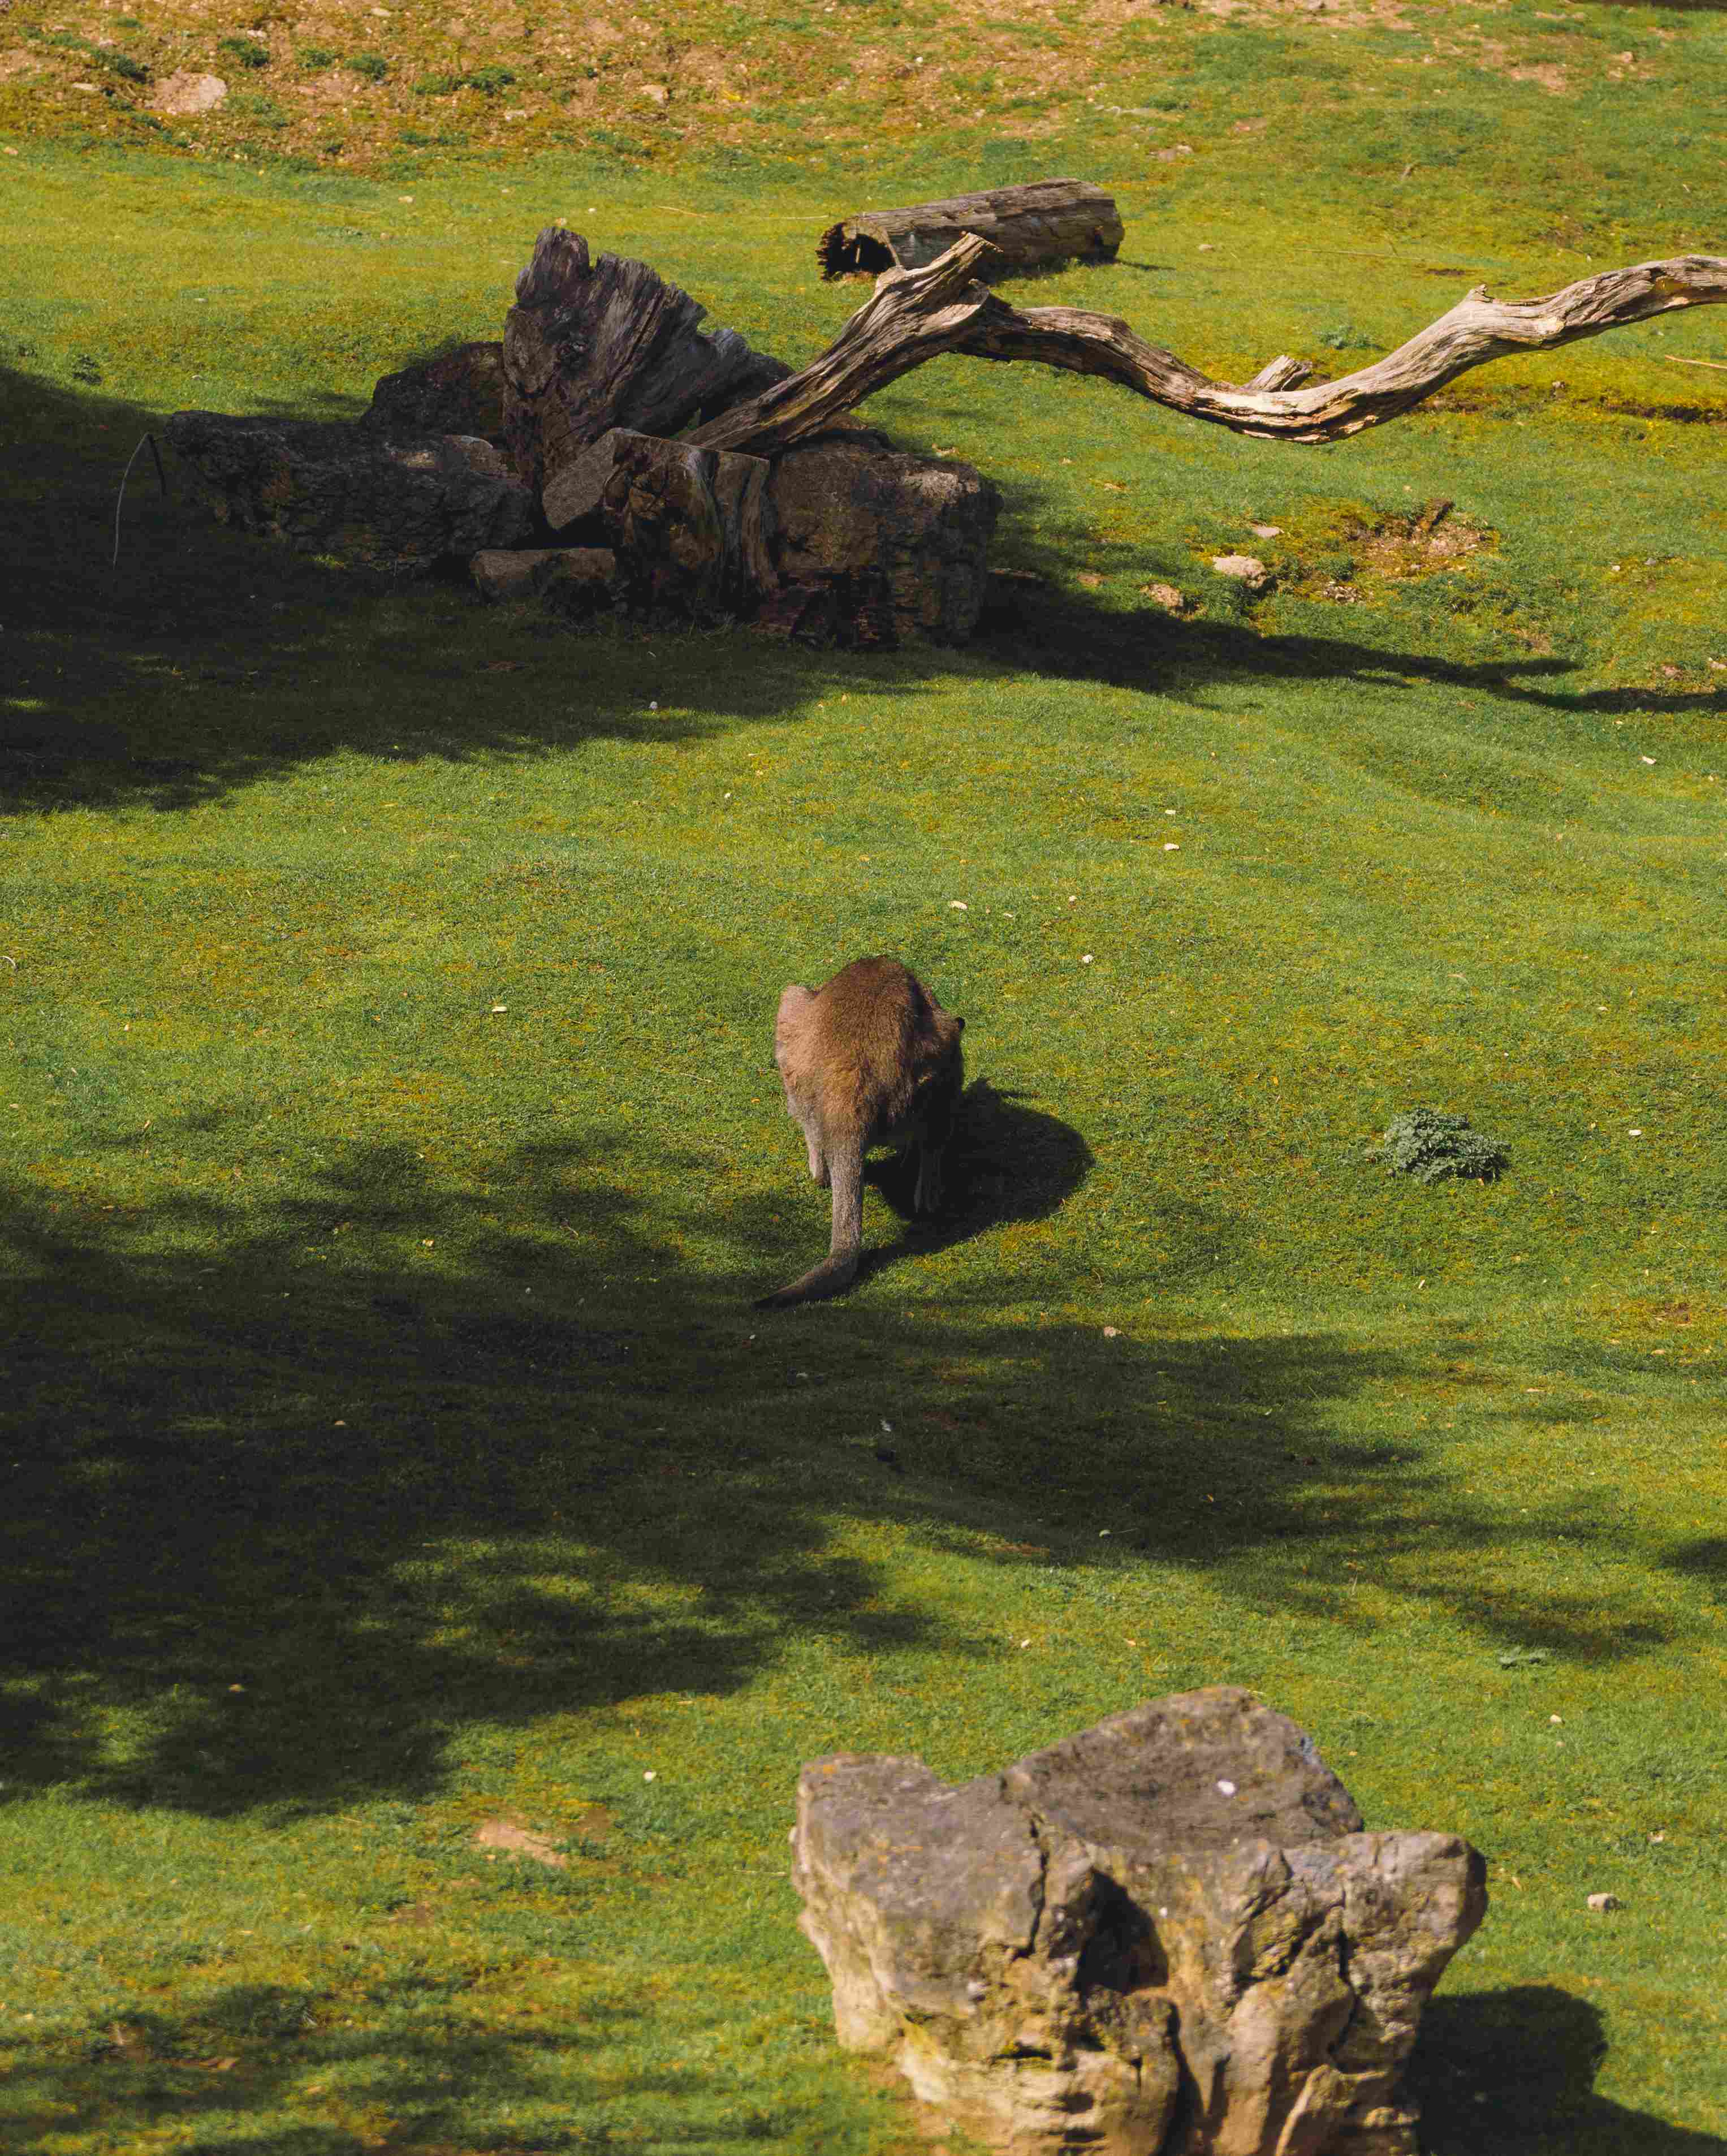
[792,1688,1487,2156]
[164,227,999,646]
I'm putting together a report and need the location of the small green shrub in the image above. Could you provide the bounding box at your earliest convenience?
[217,35,270,68]
[347,51,389,81]
[1366,1108,1509,1184]
[297,44,339,68]
[462,63,517,95]
[412,71,459,96]
[232,91,287,127]
[104,51,150,82]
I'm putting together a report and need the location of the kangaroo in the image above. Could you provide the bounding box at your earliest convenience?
[757,956,965,1309]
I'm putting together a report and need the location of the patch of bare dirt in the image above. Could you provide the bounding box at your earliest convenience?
[1245,499,1496,604]
[473,1816,569,1866]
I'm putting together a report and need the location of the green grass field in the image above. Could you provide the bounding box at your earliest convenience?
[4,1,1727,2149]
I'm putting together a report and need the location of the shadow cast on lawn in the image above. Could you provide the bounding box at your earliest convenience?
[6,364,1722,820]
[1412,1986,1727,2155]
[856,1077,1095,1284]
[0,1109,1690,1825]
[4,1975,805,2155]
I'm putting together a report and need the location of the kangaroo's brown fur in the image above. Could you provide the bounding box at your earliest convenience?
[756,955,965,1309]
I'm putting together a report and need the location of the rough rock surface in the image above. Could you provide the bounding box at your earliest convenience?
[150,70,227,114]
[361,343,508,445]
[764,437,999,645]
[165,413,537,572]
[792,1688,1487,2156]
[471,546,617,609]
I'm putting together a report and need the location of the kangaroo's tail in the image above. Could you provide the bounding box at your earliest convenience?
[755,1143,864,1309]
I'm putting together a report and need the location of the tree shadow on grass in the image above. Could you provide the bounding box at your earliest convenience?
[4,1976,815,2155]
[7,365,1722,820]
[0,1118,1694,1826]
[974,496,1727,726]
[1411,1986,1727,2154]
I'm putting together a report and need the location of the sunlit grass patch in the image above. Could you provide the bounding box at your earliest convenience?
[2,3,1727,2149]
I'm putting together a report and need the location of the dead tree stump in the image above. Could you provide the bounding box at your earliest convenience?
[163,411,536,572]
[500,227,790,506]
[581,429,775,619]
[360,342,508,445]
[817,179,1124,278]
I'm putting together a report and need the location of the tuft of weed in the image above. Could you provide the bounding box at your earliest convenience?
[1366,1109,1509,1185]
[217,35,271,68]
[347,52,390,82]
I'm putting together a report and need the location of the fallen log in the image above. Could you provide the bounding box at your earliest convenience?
[688,239,1727,455]
[815,178,1122,279]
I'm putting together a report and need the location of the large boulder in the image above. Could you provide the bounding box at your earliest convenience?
[763,435,999,646]
[792,1688,1487,2156]
[164,413,537,573]
[360,342,508,446]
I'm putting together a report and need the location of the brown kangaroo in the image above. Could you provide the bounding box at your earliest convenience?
[756,955,965,1309]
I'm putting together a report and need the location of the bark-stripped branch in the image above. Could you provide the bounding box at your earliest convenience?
[688,242,1727,456]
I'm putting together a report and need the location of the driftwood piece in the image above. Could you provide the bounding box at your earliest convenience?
[588,429,775,618]
[690,238,1727,455]
[816,178,1122,279]
[163,411,537,571]
[501,227,791,504]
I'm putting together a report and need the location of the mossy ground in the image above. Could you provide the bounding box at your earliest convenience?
[4,2,1727,2151]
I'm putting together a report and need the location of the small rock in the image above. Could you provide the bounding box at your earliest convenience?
[641,82,670,104]
[1142,580,1189,613]
[1249,521,1283,538]
[1212,552,1269,589]
[151,70,227,115]
[1586,1892,1622,1913]
[470,546,616,607]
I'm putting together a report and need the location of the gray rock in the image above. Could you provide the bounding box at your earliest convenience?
[164,413,537,573]
[793,1688,1487,2156]
[763,437,999,646]
[361,343,508,446]
[150,71,227,115]
[471,546,617,610]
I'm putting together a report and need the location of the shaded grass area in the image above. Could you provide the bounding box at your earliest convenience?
[3,17,1727,2151]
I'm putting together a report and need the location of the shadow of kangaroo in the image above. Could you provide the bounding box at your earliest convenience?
[757,956,965,1309]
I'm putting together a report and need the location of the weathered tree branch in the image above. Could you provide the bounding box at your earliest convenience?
[689,244,1727,455]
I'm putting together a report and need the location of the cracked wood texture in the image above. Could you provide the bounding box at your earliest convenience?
[815,178,1122,279]
[688,235,1727,456]
[502,226,790,503]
